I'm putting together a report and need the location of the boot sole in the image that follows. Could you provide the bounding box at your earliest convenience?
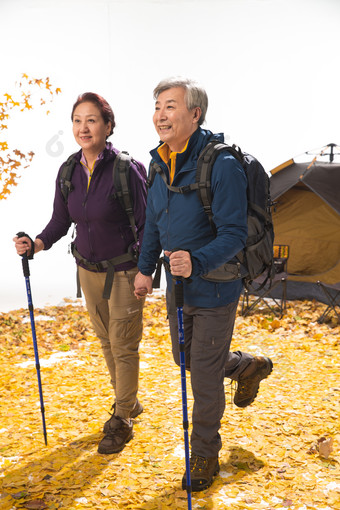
[97,431,134,455]
[234,357,273,408]
[182,464,220,492]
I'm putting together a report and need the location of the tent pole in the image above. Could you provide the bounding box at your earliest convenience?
[328,143,335,163]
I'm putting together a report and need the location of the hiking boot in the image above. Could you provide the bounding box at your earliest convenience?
[103,399,143,434]
[97,416,133,454]
[234,356,273,408]
[182,453,220,492]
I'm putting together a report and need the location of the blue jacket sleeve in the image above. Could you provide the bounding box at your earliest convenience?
[137,189,162,275]
[190,153,248,276]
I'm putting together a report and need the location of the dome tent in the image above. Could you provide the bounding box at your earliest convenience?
[270,143,340,302]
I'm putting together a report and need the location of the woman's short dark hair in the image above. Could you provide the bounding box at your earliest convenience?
[71,92,115,137]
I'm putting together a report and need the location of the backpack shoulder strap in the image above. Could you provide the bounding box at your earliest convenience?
[60,153,78,203]
[148,160,199,194]
[196,141,240,233]
[148,141,242,212]
[112,151,139,244]
[147,161,158,189]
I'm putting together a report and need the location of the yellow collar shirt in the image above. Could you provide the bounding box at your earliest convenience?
[157,139,189,185]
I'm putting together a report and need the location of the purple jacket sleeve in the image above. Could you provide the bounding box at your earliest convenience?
[36,169,72,250]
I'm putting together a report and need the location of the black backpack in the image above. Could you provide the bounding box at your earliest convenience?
[59,151,147,299]
[149,140,274,286]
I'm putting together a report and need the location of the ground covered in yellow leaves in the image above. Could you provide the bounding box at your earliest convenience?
[0,295,339,510]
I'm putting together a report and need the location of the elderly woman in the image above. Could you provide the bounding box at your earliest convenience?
[14,92,147,454]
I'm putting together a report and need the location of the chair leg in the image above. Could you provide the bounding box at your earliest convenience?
[318,305,332,324]
[241,289,248,316]
[241,280,286,318]
[317,284,340,323]
[281,278,287,318]
[242,292,263,317]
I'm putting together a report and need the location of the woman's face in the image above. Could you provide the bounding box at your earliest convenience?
[72,101,111,156]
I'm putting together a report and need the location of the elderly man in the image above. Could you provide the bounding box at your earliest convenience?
[135,77,272,491]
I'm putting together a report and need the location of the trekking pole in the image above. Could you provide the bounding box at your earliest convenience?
[16,232,48,446]
[174,277,192,509]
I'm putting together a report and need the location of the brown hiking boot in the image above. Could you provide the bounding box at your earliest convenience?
[103,399,143,434]
[182,454,220,492]
[234,356,273,408]
[98,416,133,454]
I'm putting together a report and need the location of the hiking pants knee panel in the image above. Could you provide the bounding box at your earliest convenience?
[167,296,239,457]
[79,266,144,419]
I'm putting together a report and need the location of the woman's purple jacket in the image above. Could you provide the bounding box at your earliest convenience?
[36,145,147,272]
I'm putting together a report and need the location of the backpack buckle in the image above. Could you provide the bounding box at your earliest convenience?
[197,181,210,189]
[178,185,191,194]
[203,153,213,163]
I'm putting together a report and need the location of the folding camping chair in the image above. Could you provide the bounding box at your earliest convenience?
[241,245,289,318]
[316,281,340,323]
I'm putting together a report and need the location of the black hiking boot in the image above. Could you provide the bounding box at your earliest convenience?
[103,400,143,434]
[234,356,273,408]
[182,453,220,492]
[97,415,133,454]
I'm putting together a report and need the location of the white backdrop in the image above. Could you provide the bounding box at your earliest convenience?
[1,0,340,312]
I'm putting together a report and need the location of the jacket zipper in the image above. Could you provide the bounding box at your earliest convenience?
[82,158,106,261]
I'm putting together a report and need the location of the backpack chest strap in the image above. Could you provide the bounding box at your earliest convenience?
[150,162,200,194]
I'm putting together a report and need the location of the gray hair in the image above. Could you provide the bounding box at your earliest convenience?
[153,77,208,126]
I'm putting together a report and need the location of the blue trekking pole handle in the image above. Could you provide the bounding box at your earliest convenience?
[174,278,192,509]
[17,232,48,446]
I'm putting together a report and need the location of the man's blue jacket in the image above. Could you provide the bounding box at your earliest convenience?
[138,128,248,308]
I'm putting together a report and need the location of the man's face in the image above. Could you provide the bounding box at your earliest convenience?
[153,87,200,153]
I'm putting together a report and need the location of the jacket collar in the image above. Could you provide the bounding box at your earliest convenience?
[73,141,118,164]
[150,128,225,171]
